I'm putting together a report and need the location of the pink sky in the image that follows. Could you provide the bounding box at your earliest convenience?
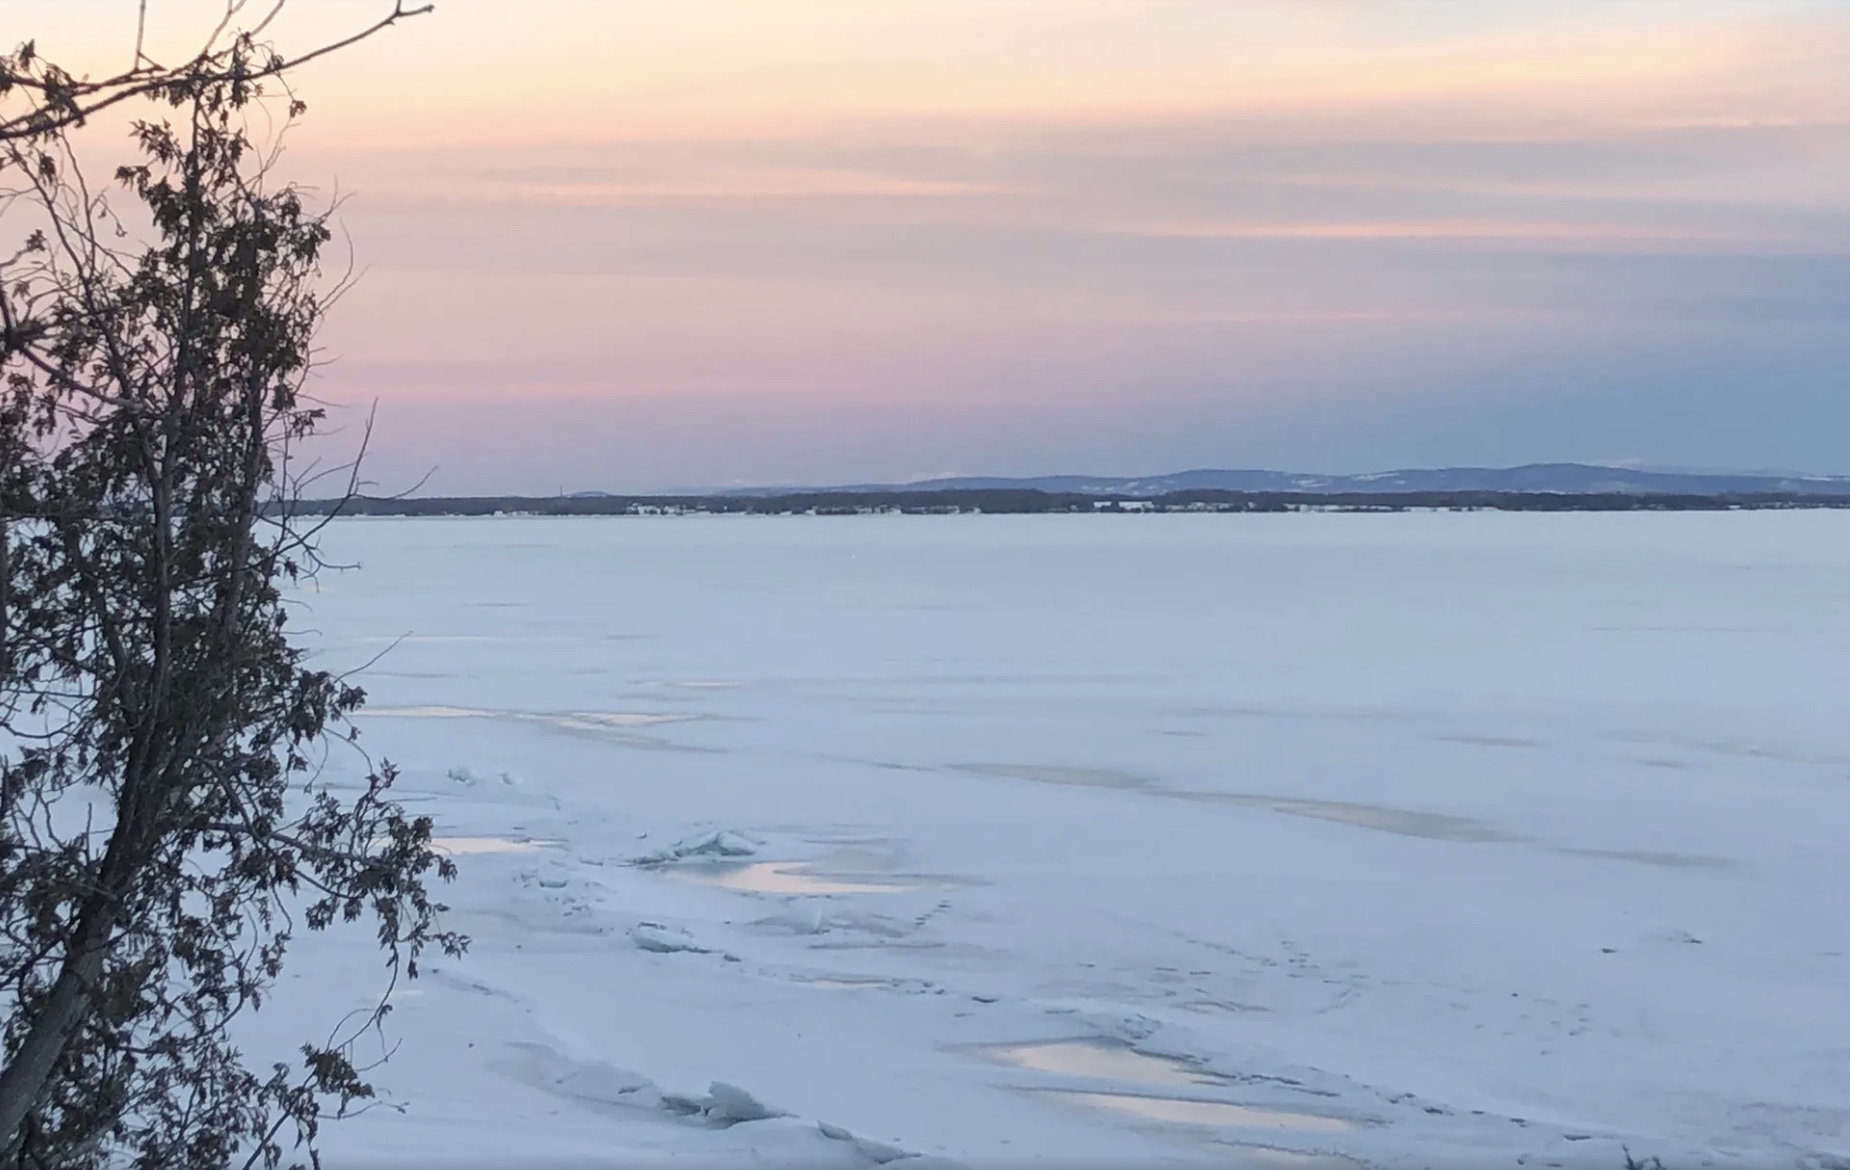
[12,1,1850,492]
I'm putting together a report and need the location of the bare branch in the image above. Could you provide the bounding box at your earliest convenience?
[0,2,434,143]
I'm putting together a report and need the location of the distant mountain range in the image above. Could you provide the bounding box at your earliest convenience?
[702,463,1850,499]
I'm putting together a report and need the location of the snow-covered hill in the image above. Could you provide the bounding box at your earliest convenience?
[714,462,1850,498]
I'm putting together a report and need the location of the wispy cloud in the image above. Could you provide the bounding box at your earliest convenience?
[354,169,1024,212]
[11,0,1850,489]
[1118,218,1768,245]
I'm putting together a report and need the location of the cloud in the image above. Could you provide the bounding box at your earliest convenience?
[17,0,1850,487]
[347,168,1024,213]
[1114,218,1774,246]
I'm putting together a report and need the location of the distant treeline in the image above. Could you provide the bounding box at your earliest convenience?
[283,488,1850,517]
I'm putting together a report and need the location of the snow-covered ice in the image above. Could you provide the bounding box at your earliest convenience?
[260,510,1850,1168]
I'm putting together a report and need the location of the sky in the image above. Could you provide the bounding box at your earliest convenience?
[10,0,1850,493]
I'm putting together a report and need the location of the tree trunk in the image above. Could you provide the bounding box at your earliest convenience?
[0,913,113,1160]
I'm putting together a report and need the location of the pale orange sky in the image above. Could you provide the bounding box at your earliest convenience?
[9,0,1850,490]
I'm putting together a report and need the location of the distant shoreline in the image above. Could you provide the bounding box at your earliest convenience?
[287,488,1850,518]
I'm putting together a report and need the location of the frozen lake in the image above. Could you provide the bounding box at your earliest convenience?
[274,511,1850,1169]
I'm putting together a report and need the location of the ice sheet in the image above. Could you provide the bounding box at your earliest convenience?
[245,511,1850,1168]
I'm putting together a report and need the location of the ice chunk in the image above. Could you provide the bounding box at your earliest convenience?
[635,828,761,865]
[812,1117,949,1169]
[659,1092,705,1116]
[696,830,760,857]
[852,1137,912,1164]
[629,922,711,954]
[705,1081,785,1123]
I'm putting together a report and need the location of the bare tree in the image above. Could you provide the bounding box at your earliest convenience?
[0,5,461,1168]
[0,1,432,144]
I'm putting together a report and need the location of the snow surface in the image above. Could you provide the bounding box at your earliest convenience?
[256,511,1850,1168]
